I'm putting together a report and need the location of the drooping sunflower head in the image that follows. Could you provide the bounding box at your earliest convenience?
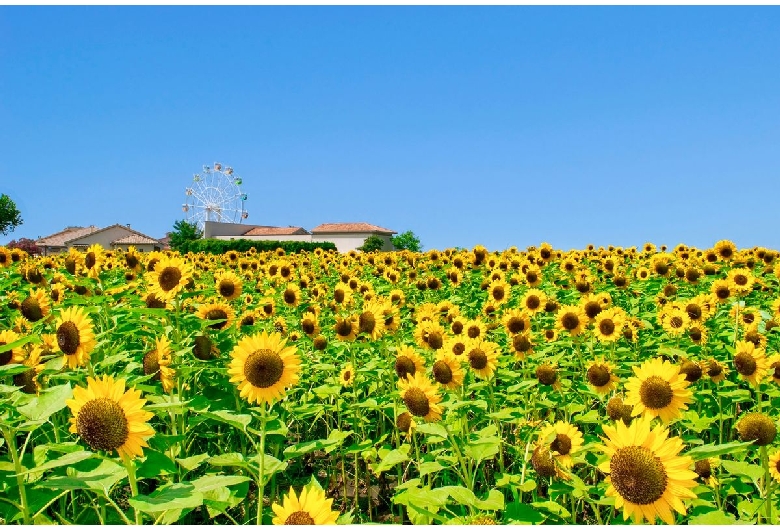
[606,396,634,425]
[0,329,24,367]
[586,358,619,395]
[228,331,301,405]
[704,358,727,383]
[510,333,534,360]
[143,336,174,393]
[55,306,97,369]
[66,375,155,459]
[624,357,692,423]
[196,302,236,331]
[536,362,561,390]
[333,315,357,342]
[736,412,777,446]
[414,320,447,351]
[598,415,698,524]
[271,484,340,525]
[431,351,465,390]
[398,372,443,423]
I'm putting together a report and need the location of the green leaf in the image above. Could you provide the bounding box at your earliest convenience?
[532,500,571,518]
[198,410,252,432]
[464,436,500,463]
[208,453,247,468]
[688,509,738,525]
[20,450,94,476]
[128,483,203,513]
[17,383,72,421]
[474,489,504,511]
[416,423,448,440]
[176,453,211,472]
[418,460,446,477]
[721,460,764,482]
[38,459,127,493]
[136,449,178,479]
[685,440,755,461]
[248,453,288,478]
[371,445,411,476]
[437,485,477,507]
[504,501,545,524]
[189,474,251,492]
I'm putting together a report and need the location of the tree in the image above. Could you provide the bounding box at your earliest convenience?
[169,219,202,251]
[391,230,422,252]
[358,235,386,252]
[7,238,40,255]
[0,194,23,236]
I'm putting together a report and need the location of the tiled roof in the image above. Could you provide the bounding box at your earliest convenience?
[244,226,310,236]
[310,223,396,235]
[37,226,99,247]
[112,234,161,245]
[65,224,157,245]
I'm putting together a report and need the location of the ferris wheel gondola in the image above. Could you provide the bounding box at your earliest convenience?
[182,163,248,231]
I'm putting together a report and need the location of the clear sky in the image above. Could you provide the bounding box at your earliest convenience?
[2,6,779,252]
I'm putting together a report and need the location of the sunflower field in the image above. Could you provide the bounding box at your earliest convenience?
[1,240,779,525]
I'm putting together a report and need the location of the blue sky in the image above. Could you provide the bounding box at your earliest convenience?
[2,6,779,252]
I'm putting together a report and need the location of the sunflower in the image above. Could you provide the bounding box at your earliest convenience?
[442,336,468,359]
[196,302,236,331]
[693,458,719,488]
[19,288,51,323]
[711,279,733,303]
[556,305,587,336]
[704,358,728,383]
[0,329,25,367]
[66,375,155,459]
[281,283,302,308]
[658,305,690,337]
[431,351,465,390]
[398,372,443,423]
[55,306,97,369]
[300,314,321,338]
[733,340,769,387]
[487,278,511,306]
[357,300,386,341]
[271,484,340,525]
[228,331,301,405]
[257,297,276,319]
[768,354,780,385]
[143,336,175,393]
[769,450,780,483]
[598,416,697,524]
[145,255,192,302]
[13,346,46,394]
[396,411,417,441]
[624,357,692,423]
[542,328,558,343]
[536,363,561,390]
[727,267,755,295]
[538,421,584,469]
[333,315,357,342]
[592,308,626,343]
[678,359,703,383]
[735,412,777,446]
[332,282,353,307]
[520,288,547,315]
[0,246,12,268]
[465,339,500,380]
[214,269,243,302]
[414,320,447,351]
[713,239,737,262]
[394,345,425,381]
[503,309,532,336]
[463,318,487,340]
[606,395,634,425]
[509,332,535,360]
[192,334,219,360]
[587,357,619,395]
[339,363,354,387]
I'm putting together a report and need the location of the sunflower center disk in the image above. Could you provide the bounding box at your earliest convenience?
[587,365,611,387]
[359,312,376,334]
[639,376,673,409]
[531,446,557,478]
[536,365,557,386]
[507,318,525,334]
[395,357,416,379]
[396,412,412,432]
[283,289,296,304]
[302,320,315,334]
[427,332,443,350]
[57,321,81,355]
[285,511,316,525]
[85,253,96,269]
[158,267,182,292]
[599,320,615,336]
[244,349,285,389]
[694,459,711,479]
[585,303,602,319]
[219,281,235,298]
[143,350,161,378]
[433,361,453,385]
[513,335,531,353]
[335,321,352,337]
[13,369,37,394]
[21,298,43,322]
[206,309,228,329]
[551,434,572,455]
[737,413,777,446]
[527,296,540,310]
[492,287,505,301]
[403,388,431,417]
[0,342,11,366]
[734,352,757,376]
[670,316,684,329]
[610,446,668,505]
[469,349,488,370]
[561,313,579,331]
[77,398,130,452]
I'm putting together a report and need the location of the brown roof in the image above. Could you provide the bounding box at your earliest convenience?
[112,234,161,245]
[310,223,396,235]
[64,224,158,245]
[243,226,310,236]
[37,226,99,247]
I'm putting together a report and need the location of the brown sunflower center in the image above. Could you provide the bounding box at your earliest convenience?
[126,254,139,269]
[694,459,711,479]
[531,446,557,477]
[21,297,43,322]
[283,289,297,305]
[244,348,284,388]
[536,365,557,386]
[192,335,214,360]
[359,311,376,334]
[432,360,453,385]
[734,351,757,376]
[734,274,748,286]
[334,290,345,304]
[599,319,616,336]
[395,356,416,380]
[512,334,532,353]
[584,302,602,319]
[550,433,572,455]
[507,317,526,334]
[302,319,316,335]
[143,350,161,379]
[76,398,130,452]
[680,361,703,383]
[427,331,443,350]
[219,280,236,298]
[0,342,11,365]
[610,446,668,506]
[639,376,673,410]
[262,303,274,315]
[467,326,481,339]
[335,320,353,338]
[587,364,611,387]
[525,295,541,310]
[707,361,723,377]
[396,412,412,432]
[737,413,777,446]
[404,387,430,417]
[57,321,81,355]
[715,286,731,300]
[158,267,182,292]
[13,369,38,394]
[670,316,685,329]
[561,313,580,331]
[284,511,315,525]
[205,309,229,329]
[343,370,351,381]
[84,253,96,270]
[492,286,505,301]
[689,328,703,342]
[468,348,488,370]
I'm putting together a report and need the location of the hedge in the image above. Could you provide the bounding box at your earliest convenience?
[177,238,337,255]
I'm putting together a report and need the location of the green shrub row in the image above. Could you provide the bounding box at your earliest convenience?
[178,238,337,254]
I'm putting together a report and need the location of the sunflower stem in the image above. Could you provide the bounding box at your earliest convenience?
[2,427,31,525]
[256,401,268,525]
[122,453,142,525]
[761,445,773,524]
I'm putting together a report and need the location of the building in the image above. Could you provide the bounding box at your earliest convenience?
[204,221,396,253]
[37,224,163,255]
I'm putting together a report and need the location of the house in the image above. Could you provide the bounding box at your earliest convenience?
[37,224,163,255]
[203,221,397,252]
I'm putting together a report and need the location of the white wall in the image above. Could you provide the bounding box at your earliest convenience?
[204,221,256,239]
[68,226,135,248]
[312,233,393,252]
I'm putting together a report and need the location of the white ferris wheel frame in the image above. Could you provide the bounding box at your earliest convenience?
[182,163,248,230]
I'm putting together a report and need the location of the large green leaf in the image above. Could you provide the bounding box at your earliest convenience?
[371,445,411,476]
[198,410,252,432]
[17,383,72,421]
[688,509,738,525]
[721,460,764,482]
[20,450,94,476]
[136,449,178,479]
[685,440,755,461]
[128,483,204,513]
[504,501,545,524]
[38,459,127,493]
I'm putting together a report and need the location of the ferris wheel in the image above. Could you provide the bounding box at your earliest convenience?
[182,162,248,230]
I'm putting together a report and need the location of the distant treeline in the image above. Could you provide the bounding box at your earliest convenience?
[178,238,337,255]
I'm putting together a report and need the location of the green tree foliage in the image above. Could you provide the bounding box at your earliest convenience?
[178,238,336,254]
[169,220,203,251]
[358,235,386,252]
[0,194,23,236]
[391,230,422,252]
